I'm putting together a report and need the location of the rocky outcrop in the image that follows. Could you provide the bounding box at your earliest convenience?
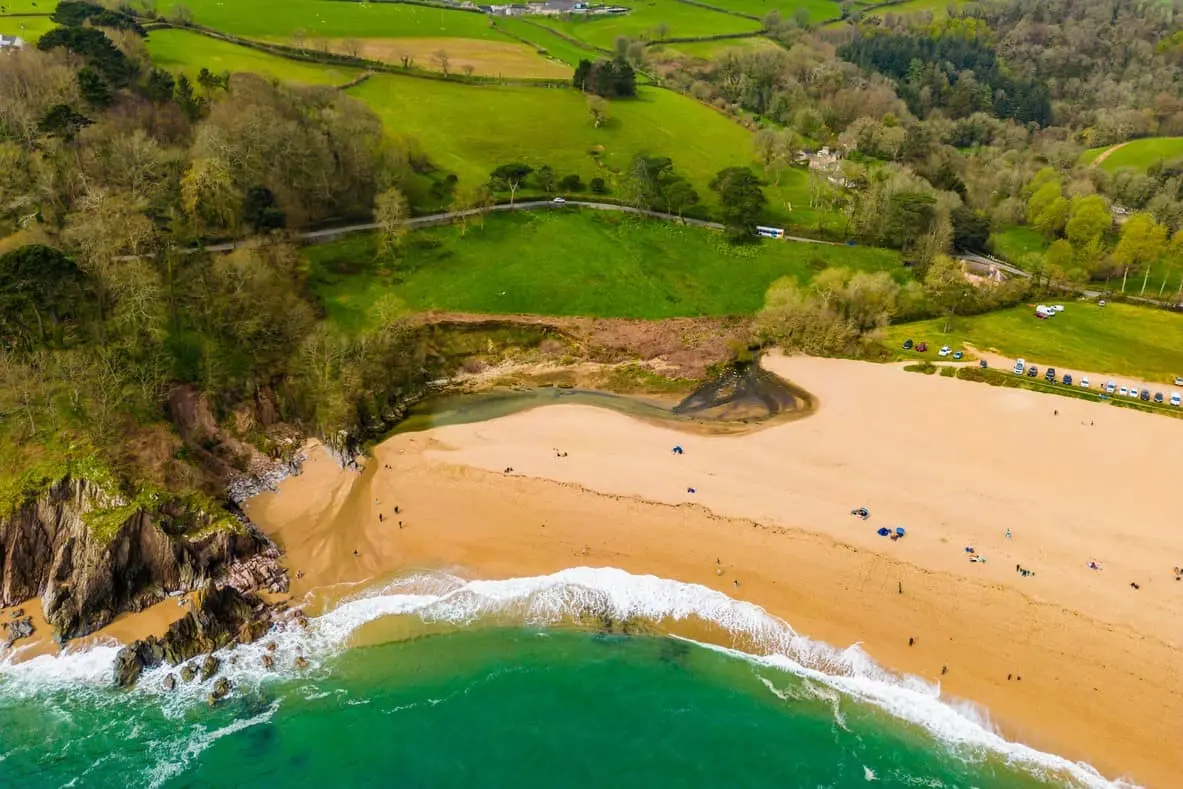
[1,615,34,647]
[0,476,287,643]
[113,583,273,687]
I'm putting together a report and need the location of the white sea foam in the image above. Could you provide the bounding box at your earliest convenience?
[142,701,279,789]
[0,567,1142,788]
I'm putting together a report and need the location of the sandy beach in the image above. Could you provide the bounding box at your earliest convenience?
[242,354,1181,787]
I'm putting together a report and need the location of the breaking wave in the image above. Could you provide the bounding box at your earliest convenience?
[0,567,1138,789]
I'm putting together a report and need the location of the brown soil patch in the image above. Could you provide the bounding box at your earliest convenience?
[419,311,753,378]
[319,36,570,79]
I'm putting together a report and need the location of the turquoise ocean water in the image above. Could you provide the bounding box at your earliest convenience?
[0,568,1129,789]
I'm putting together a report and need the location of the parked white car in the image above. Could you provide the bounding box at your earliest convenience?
[1119,385,1129,396]
[1080,376,1090,388]
[938,345,952,357]
[1051,304,1065,312]
[1128,386,1141,398]
[1013,358,1026,375]
[1171,392,1182,407]
[1174,377,1183,387]
[1105,380,1116,394]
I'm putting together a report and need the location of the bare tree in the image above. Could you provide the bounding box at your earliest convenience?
[399,53,414,69]
[292,28,307,51]
[432,49,450,77]
[586,94,609,128]
[343,38,362,58]
[374,186,410,255]
[462,64,475,78]
[169,2,193,25]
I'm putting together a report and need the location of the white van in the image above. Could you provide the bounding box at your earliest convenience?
[1013,358,1025,374]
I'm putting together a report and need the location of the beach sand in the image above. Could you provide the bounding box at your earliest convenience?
[243,354,1180,787]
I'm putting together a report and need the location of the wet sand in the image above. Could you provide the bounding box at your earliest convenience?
[241,355,1175,787]
[1,598,190,663]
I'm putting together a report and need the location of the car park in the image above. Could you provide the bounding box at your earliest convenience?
[938,345,952,357]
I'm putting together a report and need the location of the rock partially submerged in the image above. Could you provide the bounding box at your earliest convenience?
[113,584,275,688]
[209,677,232,705]
[1,616,34,647]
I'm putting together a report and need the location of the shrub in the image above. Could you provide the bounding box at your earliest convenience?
[589,176,608,194]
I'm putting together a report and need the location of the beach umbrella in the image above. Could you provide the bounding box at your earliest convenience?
[895,527,906,537]
[876,527,891,537]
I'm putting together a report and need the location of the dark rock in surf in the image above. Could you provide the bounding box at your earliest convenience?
[200,654,221,682]
[162,673,177,692]
[181,663,198,683]
[261,654,275,670]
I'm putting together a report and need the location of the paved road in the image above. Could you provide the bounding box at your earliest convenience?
[199,200,838,253]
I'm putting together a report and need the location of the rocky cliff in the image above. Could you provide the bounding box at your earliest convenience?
[0,476,287,642]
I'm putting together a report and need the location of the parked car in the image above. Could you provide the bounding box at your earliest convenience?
[1174,376,1182,386]
[1119,385,1129,396]
[952,351,963,360]
[980,359,989,369]
[1063,373,1073,386]
[1105,380,1116,394]
[1080,376,1090,388]
[903,339,914,350]
[1129,387,1141,398]
[1154,392,1164,404]
[938,345,952,357]
[1098,299,1107,307]
[1027,366,1039,377]
[1045,367,1057,382]
[1013,358,1026,375]
[916,342,928,352]
[1051,304,1065,312]
[1171,392,1182,407]
[552,197,567,204]
[1140,389,1151,401]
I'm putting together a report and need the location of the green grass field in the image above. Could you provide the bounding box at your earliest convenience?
[989,226,1046,264]
[158,0,504,42]
[879,301,1183,383]
[490,17,602,65]
[692,0,839,22]
[1085,137,1183,173]
[146,28,360,85]
[537,0,760,50]
[350,75,809,218]
[307,210,904,328]
[0,11,53,41]
[0,0,55,13]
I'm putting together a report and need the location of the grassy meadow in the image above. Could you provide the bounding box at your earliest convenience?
[1085,137,1183,173]
[146,28,360,85]
[0,0,55,12]
[491,17,603,65]
[538,0,761,49]
[658,35,780,59]
[0,12,54,41]
[157,0,504,42]
[349,75,811,219]
[879,301,1183,383]
[989,226,1047,265]
[307,210,905,328]
[696,0,839,21]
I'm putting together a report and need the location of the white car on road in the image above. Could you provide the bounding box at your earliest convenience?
[1080,376,1089,388]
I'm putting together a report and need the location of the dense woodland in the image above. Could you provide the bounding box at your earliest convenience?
[3,0,1183,497]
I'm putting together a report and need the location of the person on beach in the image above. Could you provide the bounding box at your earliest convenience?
[1005,528,1012,540]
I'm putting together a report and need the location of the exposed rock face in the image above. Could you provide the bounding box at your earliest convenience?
[113,583,274,688]
[0,476,287,642]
